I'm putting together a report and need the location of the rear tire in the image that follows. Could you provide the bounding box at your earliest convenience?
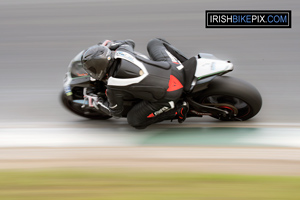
[194,76,262,121]
[60,90,111,120]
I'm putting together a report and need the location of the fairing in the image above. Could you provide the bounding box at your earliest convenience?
[194,53,233,79]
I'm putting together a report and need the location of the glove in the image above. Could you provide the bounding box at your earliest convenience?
[97,98,122,119]
[96,98,111,116]
[110,106,123,119]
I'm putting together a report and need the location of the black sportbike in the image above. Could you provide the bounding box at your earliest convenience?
[61,43,262,123]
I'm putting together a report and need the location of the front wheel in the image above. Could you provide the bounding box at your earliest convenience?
[194,76,262,121]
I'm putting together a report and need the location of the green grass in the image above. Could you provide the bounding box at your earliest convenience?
[0,170,300,200]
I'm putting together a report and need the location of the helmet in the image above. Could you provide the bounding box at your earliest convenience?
[81,45,112,80]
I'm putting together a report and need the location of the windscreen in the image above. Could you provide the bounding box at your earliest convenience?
[70,61,89,78]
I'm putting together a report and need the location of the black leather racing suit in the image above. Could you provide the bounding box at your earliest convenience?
[105,38,188,128]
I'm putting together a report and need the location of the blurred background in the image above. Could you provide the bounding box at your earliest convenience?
[0,0,300,199]
[0,0,299,125]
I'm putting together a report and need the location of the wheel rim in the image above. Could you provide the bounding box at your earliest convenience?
[201,95,251,119]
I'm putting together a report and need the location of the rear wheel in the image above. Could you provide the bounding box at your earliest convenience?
[194,76,262,121]
[60,90,111,120]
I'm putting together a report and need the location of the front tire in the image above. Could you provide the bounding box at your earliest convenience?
[194,76,262,121]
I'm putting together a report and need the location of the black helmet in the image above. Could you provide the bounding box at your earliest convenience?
[81,45,112,80]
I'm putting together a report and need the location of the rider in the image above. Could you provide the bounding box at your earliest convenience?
[81,38,190,129]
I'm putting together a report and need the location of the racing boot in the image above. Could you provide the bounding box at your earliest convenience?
[177,101,189,123]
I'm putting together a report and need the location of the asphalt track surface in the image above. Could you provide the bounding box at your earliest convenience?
[0,0,300,174]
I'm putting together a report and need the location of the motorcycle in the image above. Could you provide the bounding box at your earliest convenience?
[61,41,262,123]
